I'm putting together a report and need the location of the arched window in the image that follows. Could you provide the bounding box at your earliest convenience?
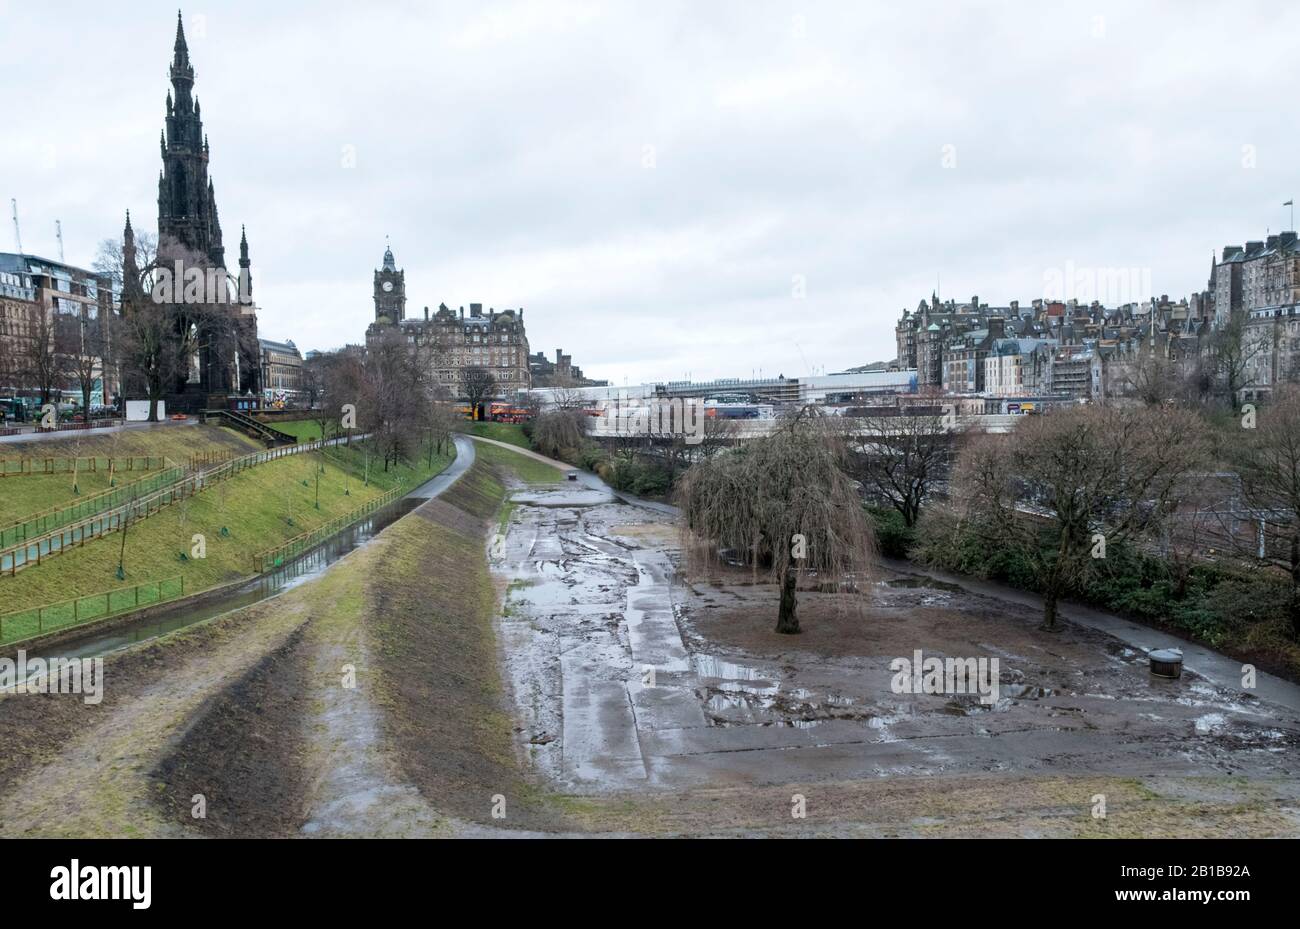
[172,164,187,216]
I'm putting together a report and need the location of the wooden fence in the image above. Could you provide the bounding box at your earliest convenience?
[0,575,185,645]
[250,485,403,573]
[0,466,184,549]
[0,438,338,577]
[0,456,168,477]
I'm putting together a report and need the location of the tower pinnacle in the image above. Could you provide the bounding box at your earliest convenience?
[173,10,190,71]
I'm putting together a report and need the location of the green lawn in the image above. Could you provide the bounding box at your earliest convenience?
[271,419,328,443]
[0,471,120,526]
[0,440,455,644]
[0,424,260,462]
[279,417,530,454]
[472,440,564,484]
[463,422,530,448]
[318,439,455,492]
[0,468,187,550]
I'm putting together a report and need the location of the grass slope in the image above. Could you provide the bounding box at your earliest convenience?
[269,419,327,443]
[156,448,551,833]
[462,422,529,448]
[0,424,260,462]
[471,440,564,483]
[361,449,570,827]
[0,471,122,526]
[0,442,455,642]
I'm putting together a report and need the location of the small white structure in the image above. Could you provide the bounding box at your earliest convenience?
[125,400,164,421]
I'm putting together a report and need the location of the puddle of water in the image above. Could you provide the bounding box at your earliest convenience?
[945,696,1014,715]
[692,653,771,681]
[1003,684,1054,699]
[1194,713,1228,734]
[511,488,614,508]
[881,575,963,593]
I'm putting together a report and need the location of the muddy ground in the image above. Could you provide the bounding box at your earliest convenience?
[495,477,1300,834]
[2,445,1298,837]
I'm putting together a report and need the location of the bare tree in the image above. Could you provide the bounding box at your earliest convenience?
[1233,386,1300,636]
[950,404,1207,629]
[62,309,112,418]
[363,328,435,470]
[94,231,157,291]
[657,414,740,483]
[116,298,192,422]
[675,408,876,634]
[844,408,955,527]
[530,408,589,459]
[0,314,21,403]
[426,389,459,461]
[1212,313,1270,407]
[1117,348,1185,406]
[1160,474,1236,601]
[301,353,345,444]
[96,231,183,421]
[548,377,589,411]
[462,366,497,420]
[22,308,71,408]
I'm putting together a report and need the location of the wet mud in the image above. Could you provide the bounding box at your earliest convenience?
[495,485,1300,799]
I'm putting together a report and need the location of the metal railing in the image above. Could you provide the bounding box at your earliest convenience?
[204,409,298,446]
[0,439,340,576]
[250,484,404,573]
[0,575,184,645]
[41,419,126,433]
[0,466,185,549]
[189,450,241,470]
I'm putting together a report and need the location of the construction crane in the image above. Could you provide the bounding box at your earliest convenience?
[55,219,64,261]
[10,199,22,254]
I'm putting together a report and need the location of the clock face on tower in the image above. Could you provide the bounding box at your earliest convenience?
[382,281,394,293]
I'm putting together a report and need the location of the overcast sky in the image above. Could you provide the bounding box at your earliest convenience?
[2,1,1297,384]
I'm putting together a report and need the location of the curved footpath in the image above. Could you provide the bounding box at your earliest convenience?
[0,417,197,445]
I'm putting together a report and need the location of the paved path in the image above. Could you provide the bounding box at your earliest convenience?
[409,435,474,497]
[0,418,198,445]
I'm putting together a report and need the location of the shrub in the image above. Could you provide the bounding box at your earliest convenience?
[865,506,914,559]
[917,505,1296,662]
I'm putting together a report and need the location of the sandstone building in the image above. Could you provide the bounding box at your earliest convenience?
[365,245,532,398]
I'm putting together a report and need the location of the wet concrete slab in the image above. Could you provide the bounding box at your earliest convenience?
[559,660,646,784]
[627,676,708,731]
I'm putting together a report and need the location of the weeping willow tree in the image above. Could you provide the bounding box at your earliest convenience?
[675,408,876,634]
[530,408,589,460]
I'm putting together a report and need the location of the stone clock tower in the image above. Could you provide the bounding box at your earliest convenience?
[373,243,406,323]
